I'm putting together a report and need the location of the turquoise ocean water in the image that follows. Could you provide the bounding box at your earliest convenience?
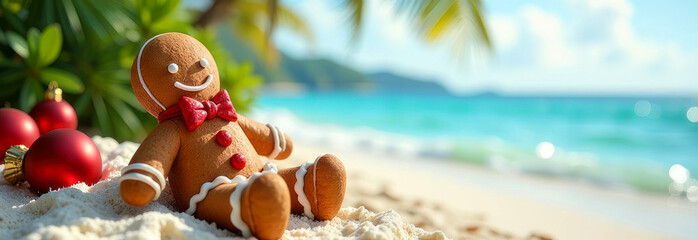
[258,93,698,194]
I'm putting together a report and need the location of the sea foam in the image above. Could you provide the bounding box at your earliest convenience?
[250,108,694,199]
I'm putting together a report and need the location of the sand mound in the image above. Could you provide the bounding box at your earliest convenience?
[0,136,445,240]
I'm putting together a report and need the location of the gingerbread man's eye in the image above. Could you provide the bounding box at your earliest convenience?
[200,58,209,68]
[168,63,179,74]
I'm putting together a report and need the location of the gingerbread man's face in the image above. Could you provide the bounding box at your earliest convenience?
[131,33,220,117]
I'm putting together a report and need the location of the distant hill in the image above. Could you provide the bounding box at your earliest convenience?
[218,30,371,91]
[368,72,451,95]
[280,57,372,91]
[217,28,451,95]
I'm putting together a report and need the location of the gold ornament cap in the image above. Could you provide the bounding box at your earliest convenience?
[4,145,29,184]
[45,81,63,102]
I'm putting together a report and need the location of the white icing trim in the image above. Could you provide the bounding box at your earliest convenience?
[121,163,166,190]
[185,175,246,215]
[0,165,7,185]
[119,172,162,200]
[137,33,168,110]
[295,160,316,219]
[229,175,253,237]
[266,124,283,159]
[229,165,278,237]
[263,162,278,173]
[276,126,286,152]
[174,74,213,91]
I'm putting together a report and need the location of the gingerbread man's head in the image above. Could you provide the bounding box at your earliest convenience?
[131,33,220,117]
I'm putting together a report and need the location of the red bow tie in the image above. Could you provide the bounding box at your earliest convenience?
[158,90,238,131]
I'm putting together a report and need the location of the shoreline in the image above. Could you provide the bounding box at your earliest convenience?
[282,142,695,239]
[246,108,698,239]
[250,105,693,196]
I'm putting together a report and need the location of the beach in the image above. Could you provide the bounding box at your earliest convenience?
[0,135,692,239]
[250,94,698,239]
[0,0,695,238]
[288,142,694,240]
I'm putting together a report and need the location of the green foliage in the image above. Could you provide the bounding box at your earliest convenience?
[342,0,491,57]
[0,0,261,141]
[226,0,313,64]
[339,0,363,43]
[0,24,81,110]
[395,0,491,57]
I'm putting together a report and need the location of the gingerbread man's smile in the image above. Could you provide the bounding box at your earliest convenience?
[174,74,213,91]
[169,58,213,92]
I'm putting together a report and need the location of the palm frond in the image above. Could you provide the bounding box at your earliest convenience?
[466,0,491,48]
[339,0,364,42]
[340,0,491,56]
[25,0,136,47]
[266,0,278,53]
[230,5,277,62]
[276,4,314,44]
[230,0,313,64]
[399,0,491,51]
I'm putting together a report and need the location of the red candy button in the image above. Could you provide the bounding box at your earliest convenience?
[231,153,246,170]
[216,130,232,146]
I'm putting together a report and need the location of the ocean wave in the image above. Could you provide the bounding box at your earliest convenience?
[250,108,691,198]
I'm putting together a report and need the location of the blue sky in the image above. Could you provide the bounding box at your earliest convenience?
[270,0,698,96]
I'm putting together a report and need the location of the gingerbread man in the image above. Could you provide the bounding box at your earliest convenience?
[118,33,347,239]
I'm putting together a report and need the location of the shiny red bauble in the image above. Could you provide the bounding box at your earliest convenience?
[30,98,78,134]
[0,108,40,163]
[29,82,78,134]
[23,129,102,193]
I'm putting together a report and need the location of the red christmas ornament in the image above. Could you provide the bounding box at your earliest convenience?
[231,153,246,170]
[3,129,102,194]
[0,108,40,163]
[29,82,78,134]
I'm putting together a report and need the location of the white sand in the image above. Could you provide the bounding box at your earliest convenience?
[0,136,446,240]
[1,135,686,240]
[287,143,686,240]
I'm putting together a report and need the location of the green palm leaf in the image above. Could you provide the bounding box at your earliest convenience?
[405,0,490,51]
[339,0,364,42]
[225,0,314,64]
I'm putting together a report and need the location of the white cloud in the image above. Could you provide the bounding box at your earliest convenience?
[521,5,577,67]
[368,1,411,47]
[276,0,698,95]
[489,16,518,51]
[481,0,698,95]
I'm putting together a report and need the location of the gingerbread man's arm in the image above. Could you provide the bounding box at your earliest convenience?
[119,120,181,206]
[237,115,293,160]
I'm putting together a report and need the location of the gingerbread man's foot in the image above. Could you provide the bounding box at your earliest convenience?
[194,172,290,239]
[278,154,347,220]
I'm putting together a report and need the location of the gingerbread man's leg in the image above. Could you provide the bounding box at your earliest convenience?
[191,172,290,239]
[237,115,347,220]
[277,154,347,220]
